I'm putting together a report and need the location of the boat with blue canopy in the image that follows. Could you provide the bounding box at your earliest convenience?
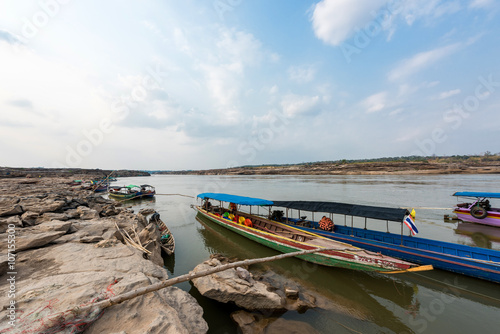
[195,193,428,273]
[453,192,500,227]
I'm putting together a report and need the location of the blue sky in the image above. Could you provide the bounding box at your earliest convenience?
[1,0,499,170]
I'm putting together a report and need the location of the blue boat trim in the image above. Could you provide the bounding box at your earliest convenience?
[287,220,500,283]
[453,192,500,199]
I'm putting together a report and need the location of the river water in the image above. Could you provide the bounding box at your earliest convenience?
[114,174,500,334]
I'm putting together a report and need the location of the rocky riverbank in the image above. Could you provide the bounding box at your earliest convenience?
[158,160,500,175]
[0,176,207,333]
[0,167,150,179]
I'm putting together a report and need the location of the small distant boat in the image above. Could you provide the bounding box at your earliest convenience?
[68,180,83,186]
[453,192,500,227]
[196,193,426,273]
[109,184,156,200]
[150,212,175,255]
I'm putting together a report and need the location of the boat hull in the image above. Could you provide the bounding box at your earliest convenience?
[453,208,500,227]
[286,222,500,283]
[108,192,136,200]
[196,207,414,272]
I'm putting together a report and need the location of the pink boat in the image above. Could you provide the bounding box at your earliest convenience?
[453,192,500,227]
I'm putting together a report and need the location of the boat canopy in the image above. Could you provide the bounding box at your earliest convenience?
[126,185,140,189]
[271,200,409,222]
[197,193,273,206]
[453,192,500,199]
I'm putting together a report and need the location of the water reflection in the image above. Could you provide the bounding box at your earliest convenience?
[455,222,500,249]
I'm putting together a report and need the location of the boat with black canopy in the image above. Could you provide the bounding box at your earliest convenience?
[195,193,429,273]
[270,199,500,283]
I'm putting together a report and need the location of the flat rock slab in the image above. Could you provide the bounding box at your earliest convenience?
[0,242,208,334]
[0,204,24,217]
[15,230,67,252]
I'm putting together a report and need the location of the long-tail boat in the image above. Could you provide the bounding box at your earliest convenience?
[109,184,156,200]
[195,193,429,273]
[453,192,500,227]
[270,199,500,284]
[150,212,175,255]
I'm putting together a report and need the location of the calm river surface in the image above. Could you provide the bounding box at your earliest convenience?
[115,174,500,334]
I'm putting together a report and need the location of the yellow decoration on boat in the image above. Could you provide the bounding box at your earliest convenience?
[239,216,246,224]
[410,209,416,218]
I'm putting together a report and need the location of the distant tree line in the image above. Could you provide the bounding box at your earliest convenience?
[239,153,500,169]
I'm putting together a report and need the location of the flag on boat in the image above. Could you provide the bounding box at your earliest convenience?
[404,213,419,236]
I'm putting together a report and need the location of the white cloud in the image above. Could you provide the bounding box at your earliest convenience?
[288,65,316,83]
[388,43,460,81]
[281,94,320,117]
[470,0,495,9]
[438,89,461,99]
[311,0,463,46]
[361,91,387,113]
[398,0,461,26]
[311,0,386,46]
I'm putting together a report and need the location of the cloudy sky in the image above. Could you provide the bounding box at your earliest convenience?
[1,0,499,170]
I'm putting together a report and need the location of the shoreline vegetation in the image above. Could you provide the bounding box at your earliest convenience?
[155,154,500,175]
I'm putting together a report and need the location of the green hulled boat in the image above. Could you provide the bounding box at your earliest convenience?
[196,193,426,272]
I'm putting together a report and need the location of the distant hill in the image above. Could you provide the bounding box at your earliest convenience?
[153,154,500,175]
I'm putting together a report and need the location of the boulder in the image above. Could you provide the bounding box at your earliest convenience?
[35,212,69,224]
[100,204,119,217]
[21,211,39,226]
[230,311,320,334]
[0,204,24,217]
[37,220,72,233]
[0,215,23,233]
[64,208,80,219]
[20,198,65,214]
[191,259,284,311]
[102,229,122,240]
[77,206,100,220]
[13,230,66,252]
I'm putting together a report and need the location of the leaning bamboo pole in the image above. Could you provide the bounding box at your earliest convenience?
[70,246,432,316]
[32,248,432,332]
[33,247,337,330]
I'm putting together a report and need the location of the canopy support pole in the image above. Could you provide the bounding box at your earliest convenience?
[364,217,367,230]
[312,212,314,222]
[386,220,389,233]
[400,222,403,245]
[286,208,289,224]
[350,216,353,236]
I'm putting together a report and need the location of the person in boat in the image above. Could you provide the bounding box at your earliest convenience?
[230,202,237,214]
[203,200,212,211]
